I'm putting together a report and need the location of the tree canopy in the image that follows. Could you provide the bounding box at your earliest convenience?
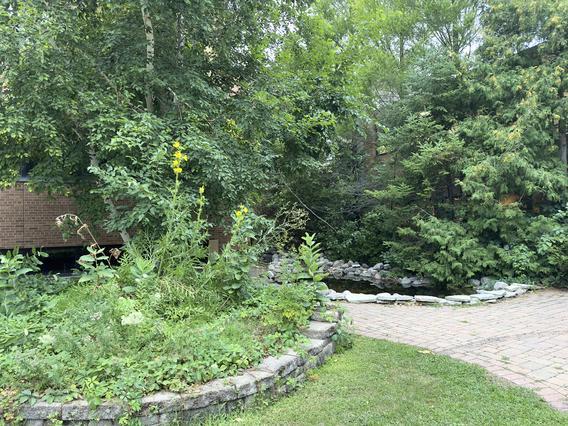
[0,0,566,286]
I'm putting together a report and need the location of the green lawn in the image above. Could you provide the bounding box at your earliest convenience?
[208,337,568,426]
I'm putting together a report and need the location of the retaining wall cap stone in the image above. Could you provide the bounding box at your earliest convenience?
[301,338,328,356]
[302,321,337,339]
[21,401,62,420]
[61,400,125,421]
[227,373,258,397]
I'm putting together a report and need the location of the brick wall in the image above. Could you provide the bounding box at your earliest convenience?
[0,184,122,249]
[0,184,231,250]
[209,225,231,247]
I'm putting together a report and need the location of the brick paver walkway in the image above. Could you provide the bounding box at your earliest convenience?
[344,289,568,410]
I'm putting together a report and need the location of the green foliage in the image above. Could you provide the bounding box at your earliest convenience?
[0,249,51,316]
[280,0,568,289]
[0,0,329,236]
[77,245,116,285]
[0,161,322,418]
[388,216,498,285]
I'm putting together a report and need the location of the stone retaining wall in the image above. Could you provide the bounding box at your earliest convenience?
[10,313,340,425]
[268,254,431,289]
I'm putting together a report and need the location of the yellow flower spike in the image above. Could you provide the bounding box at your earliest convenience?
[243,207,249,214]
[173,167,182,175]
[173,140,181,149]
[172,159,181,167]
[199,185,205,195]
[235,210,242,218]
[174,151,182,159]
[183,154,189,161]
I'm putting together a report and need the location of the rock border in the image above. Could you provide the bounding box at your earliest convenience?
[9,313,340,425]
[269,255,423,289]
[324,281,538,306]
[268,254,540,307]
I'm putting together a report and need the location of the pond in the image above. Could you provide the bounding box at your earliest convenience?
[325,278,475,297]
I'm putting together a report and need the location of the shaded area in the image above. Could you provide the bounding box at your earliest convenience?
[325,278,474,297]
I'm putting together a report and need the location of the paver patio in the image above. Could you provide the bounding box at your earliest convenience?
[344,289,568,411]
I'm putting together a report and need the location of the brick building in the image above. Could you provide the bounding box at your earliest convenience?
[0,183,230,250]
[0,183,122,249]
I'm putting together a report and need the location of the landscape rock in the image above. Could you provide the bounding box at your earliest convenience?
[471,293,499,301]
[303,321,337,339]
[326,290,346,301]
[393,294,414,302]
[415,295,446,304]
[345,293,377,304]
[376,293,397,302]
[493,281,508,290]
[469,279,481,287]
[440,299,463,306]
[445,295,471,303]
[477,289,506,298]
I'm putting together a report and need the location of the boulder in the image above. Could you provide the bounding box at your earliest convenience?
[415,295,446,304]
[471,293,499,301]
[393,293,414,302]
[469,279,481,287]
[477,289,506,298]
[345,293,377,303]
[376,293,397,302]
[326,290,346,301]
[493,281,508,290]
[512,283,534,290]
[411,278,430,287]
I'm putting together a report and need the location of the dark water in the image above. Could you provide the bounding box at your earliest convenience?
[325,278,474,297]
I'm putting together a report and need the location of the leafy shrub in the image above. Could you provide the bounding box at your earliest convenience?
[387,216,497,286]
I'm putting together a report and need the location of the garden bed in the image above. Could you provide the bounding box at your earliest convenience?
[4,315,340,425]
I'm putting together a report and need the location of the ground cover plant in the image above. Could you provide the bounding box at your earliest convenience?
[0,142,328,423]
[208,336,568,426]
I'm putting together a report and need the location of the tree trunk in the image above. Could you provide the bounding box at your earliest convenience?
[88,149,131,244]
[560,119,567,170]
[140,0,155,113]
